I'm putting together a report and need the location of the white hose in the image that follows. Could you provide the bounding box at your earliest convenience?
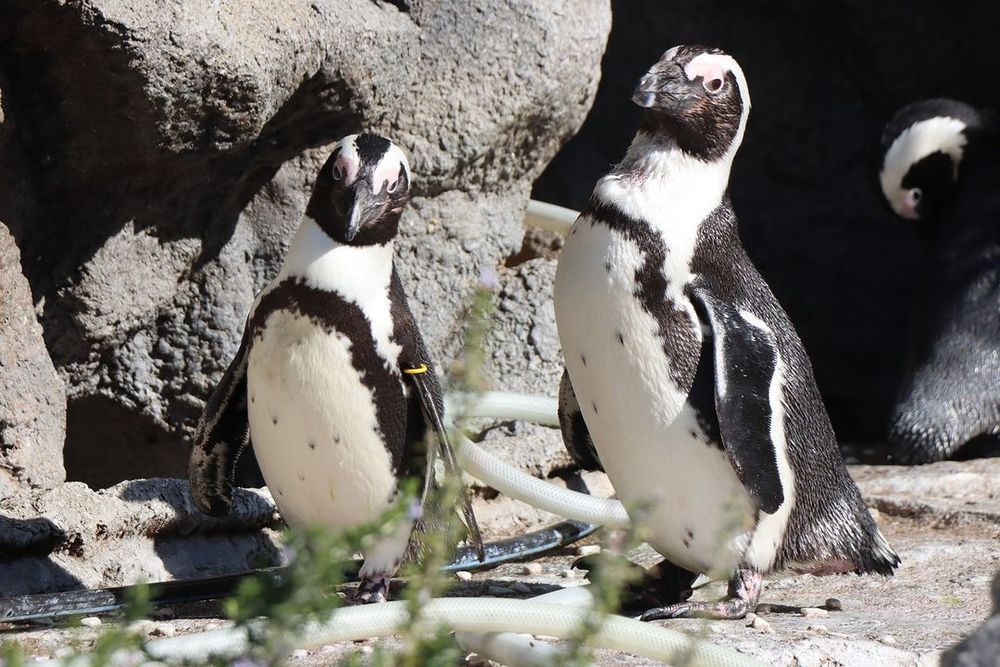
[456,433,630,529]
[92,598,760,667]
[446,391,560,427]
[524,199,579,235]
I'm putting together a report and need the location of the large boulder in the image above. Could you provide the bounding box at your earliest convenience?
[0,223,66,498]
[0,0,611,486]
[534,1,1000,446]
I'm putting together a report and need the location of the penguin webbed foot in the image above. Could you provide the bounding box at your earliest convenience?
[348,573,392,605]
[574,555,698,613]
[640,568,762,621]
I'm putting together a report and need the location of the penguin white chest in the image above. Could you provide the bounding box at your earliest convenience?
[247,309,400,530]
[554,218,755,574]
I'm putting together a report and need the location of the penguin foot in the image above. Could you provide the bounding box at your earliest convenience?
[349,573,392,604]
[640,567,762,621]
[575,555,698,612]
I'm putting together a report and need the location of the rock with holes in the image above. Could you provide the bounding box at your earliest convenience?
[486,257,563,396]
[0,223,66,498]
[0,0,610,486]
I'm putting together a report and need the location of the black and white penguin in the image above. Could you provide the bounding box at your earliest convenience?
[189,133,481,602]
[554,45,899,620]
[879,99,1000,463]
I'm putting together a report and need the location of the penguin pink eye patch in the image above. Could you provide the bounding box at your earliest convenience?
[684,57,729,93]
[373,159,403,193]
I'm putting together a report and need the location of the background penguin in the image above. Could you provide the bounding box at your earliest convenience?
[189,133,481,603]
[879,99,1000,464]
[554,45,899,620]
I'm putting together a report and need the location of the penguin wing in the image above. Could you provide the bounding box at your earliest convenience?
[557,368,604,471]
[188,321,252,516]
[690,286,784,515]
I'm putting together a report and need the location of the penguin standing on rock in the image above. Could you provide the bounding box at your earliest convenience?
[879,99,1000,464]
[189,133,482,603]
[554,45,899,620]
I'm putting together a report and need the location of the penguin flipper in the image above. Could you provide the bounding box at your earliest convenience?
[557,368,604,472]
[690,286,784,515]
[189,321,252,517]
[404,364,486,562]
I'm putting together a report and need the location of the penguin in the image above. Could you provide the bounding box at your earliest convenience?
[189,133,482,603]
[554,45,899,620]
[879,99,1000,463]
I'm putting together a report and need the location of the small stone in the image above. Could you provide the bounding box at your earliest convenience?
[80,617,102,628]
[576,545,601,557]
[880,635,897,645]
[152,607,176,620]
[359,645,374,656]
[128,620,155,636]
[151,622,176,637]
[290,649,309,658]
[321,645,338,654]
[455,570,473,581]
[522,563,543,576]
[487,585,514,595]
[748,614,774,633]
[800,607,829,618]
[824,597,843,611]
[560,568,577,578]
[205,622,220,631]
[807,624,828,633]
[53,648,74,659]
[511,582,531,594]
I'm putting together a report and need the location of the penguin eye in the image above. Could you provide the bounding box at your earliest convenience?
[909,188,922,203]
[386,177,399,193]
[332,164,345,181]
[703,77,724,94]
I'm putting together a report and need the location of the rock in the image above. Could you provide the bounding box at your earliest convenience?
[150,622,175,637]
[0,0,611,486]
[575,544,601,557]
[941,569,1000,667]
[800,607,829,618]
[825,597,843,612]
[477,421,574,481]
[486,258,562,396]
[454,570,472,581]
[748,614,774,634]
[534,2,1000,447]
[79,617,101,628]
[522,562,543,576]
[0,479,281,593]
[0,223,66,497]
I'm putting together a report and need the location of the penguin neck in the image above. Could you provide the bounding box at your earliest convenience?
[279,216,394,293]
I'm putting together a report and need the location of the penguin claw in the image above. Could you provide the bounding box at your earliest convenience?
[349,575,392,604]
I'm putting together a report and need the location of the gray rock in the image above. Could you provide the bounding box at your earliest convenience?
[0,479,281,593]
[0,223,66,497]
[0,0,610,485]
[486,257,563,397]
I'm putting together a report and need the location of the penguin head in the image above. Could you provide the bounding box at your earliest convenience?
[631,45,751,161]
[307,133,411,245]
[879,99,981,223]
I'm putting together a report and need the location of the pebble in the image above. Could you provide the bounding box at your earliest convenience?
[80,617,102,628]
[290,649,309,659]
[824,597,843,611]
[321,645,338,654]
[53,648,74,659]
[511,582,532,594]
[455,570,473,581]
[151,622,176,637]
[746,613,774,633]
[560,568,578,578]
[128,620,155,636]
[487,585,514,595]
[880,635,898,645]
[152,607,176,620]
[807,624,828,634]
[205,622,220,631]
[359,646,374,656]
[576,545,601,557]
[800,607,829,618]
[522,563,543,576]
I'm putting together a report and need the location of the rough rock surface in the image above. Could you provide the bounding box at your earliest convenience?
[0,223,66,498]
[534,1,1000,446]
[0,480,280,595]
[0,0,610,486]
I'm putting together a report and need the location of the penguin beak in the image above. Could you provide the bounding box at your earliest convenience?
[631,66,691,111]
[344,179,380,242]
